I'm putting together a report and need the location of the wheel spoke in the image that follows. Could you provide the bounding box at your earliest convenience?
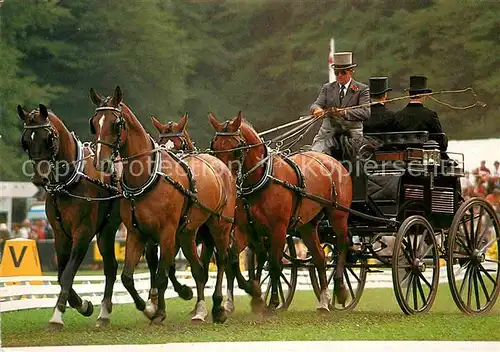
[459,264,472,296]
[480,237,497,253]
[326,268,335,286]
[418,271,432,289]
[472,266,481,310]
[405,274,413,304]
[485,258,500,264]
[278,278,286,304]
[466,266,473,308]
[468,208,475,246]
[475,216,492,248]
[478,263,497,286]
[476,268,491,302]
[412,226,419,257]
[474,207,484,246]
[346,266,361,283]
[412,274,418,310]
[416,276,427,307]
[260,272,270,285]
[344,269,355,299]
[455,235,472,255]
[280,271,291,289]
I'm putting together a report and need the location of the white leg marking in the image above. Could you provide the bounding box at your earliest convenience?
[224,289,235,313]
[97,301,110,320]
[316,289,331,312]
[49,306,65,325]
[191,300,208,322]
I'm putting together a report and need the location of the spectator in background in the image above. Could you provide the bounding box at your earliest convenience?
[0,223,11,259]
[31,219,47,240]
[475,179,487,198]
[11,223,21,238]
[461,171,474,199]
[491,161,500,190]
[19,219,32,239]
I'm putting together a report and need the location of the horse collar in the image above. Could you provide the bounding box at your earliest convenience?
[121,138,163,199]
[238,146,274,197]
[45,133,86,194]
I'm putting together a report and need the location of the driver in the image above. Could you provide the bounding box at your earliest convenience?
[309,51,371,156]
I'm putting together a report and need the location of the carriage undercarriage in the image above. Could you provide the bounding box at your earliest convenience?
[252,131,500,315]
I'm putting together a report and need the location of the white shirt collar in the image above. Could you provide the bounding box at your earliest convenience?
[339,78,352,90]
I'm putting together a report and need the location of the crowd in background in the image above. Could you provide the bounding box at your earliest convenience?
[461,160,500,211]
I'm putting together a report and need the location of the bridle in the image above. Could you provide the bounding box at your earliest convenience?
[21,111,61,185]
[157,121,189,151]
[90,96,126,162]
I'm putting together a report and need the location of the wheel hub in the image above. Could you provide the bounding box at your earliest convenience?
[472,249,485,263]
[413,259,426,273]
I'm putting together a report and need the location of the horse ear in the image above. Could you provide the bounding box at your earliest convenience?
[89,88,102,106]
[208,112,223,131]
[232,110,243,130]
[114,86,123,104]
[17,105,28,121]
[39,104,49,119]
[151,115,163,132]
[178,114,188,131]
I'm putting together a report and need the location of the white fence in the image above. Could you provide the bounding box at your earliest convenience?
[0,266,465,313]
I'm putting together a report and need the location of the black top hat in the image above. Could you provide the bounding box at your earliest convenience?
[408,75,432,94]
[369,77,392,95]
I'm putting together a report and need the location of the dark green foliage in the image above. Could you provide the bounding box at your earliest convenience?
[1,0,499,180]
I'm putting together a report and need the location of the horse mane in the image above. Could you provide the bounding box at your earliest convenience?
[120,102,148,136]
[239,118,262,145]
[182,129,195,150]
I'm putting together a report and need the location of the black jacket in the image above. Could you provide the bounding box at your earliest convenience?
[395,102,447,151]
[364,103,397,134]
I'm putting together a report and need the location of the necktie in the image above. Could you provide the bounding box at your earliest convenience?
[339,85,345,102]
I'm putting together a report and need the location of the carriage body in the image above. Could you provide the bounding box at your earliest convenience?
[287,131,499,314]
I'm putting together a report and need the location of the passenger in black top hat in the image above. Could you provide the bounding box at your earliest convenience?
[395,75,448,153]
[364,77,397,134]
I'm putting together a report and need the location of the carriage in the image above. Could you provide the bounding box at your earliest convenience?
[256,130,500,315]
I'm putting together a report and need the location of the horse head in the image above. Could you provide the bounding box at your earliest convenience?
[152,114,195,152]
[88,86,126,174]
[18,104,64,186]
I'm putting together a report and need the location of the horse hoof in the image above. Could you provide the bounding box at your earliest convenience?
[150,316,165,326]
[47,322,64,331]
[212,308,227,324]
[316,307,330,314]
[95,318,110,328]
[179,285,193,301]
[190,316,205,324]
[81,301,94,317]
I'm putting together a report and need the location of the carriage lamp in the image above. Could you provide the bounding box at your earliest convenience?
[422,140,441,167]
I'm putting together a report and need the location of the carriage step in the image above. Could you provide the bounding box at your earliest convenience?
[367,269,384,273]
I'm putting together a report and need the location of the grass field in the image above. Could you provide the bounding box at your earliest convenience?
[1,284,500,347]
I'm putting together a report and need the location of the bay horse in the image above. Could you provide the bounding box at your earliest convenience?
[208,111,351,312]
[18,104,121,329]
[88,86,236,324]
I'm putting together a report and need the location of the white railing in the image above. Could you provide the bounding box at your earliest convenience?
[0,266,464,313]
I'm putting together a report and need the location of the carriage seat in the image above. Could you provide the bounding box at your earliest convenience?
[364,131,429,151]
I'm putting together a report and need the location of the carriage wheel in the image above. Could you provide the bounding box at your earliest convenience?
[309,243,367,311]
[259,234,299,310]
[446,197,500,314]
[392,215,440,315]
